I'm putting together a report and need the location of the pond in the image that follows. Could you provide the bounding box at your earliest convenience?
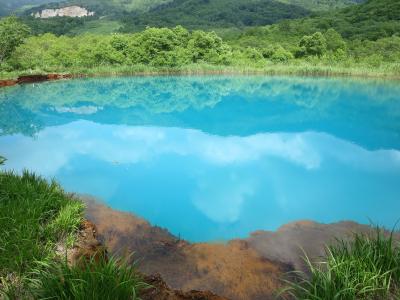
[1,75,399,242]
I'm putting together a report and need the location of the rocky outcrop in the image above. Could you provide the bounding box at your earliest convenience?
[33,6,95,19]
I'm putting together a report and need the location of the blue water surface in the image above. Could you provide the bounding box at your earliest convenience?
[1,75,399,242]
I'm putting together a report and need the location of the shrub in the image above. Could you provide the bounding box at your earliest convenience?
[324,28,347,53]
[270,45,294,62]
[298,32,327,57]
[0,17,30,64]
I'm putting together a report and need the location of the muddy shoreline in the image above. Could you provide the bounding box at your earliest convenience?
[82,197,380,300]
[0,74,73,87]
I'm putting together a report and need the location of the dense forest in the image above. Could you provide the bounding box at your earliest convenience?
[120,0,310,30]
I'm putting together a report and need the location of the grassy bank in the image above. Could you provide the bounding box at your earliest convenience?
[0,169,146,299]
[282,229,400,299]
[1,61,400,81]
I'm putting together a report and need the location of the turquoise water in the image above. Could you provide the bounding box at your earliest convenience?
[1,76,400,242]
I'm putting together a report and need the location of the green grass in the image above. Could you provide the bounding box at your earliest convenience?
[0,170,147,299]
[0,170,84,277]
[282,229,400,300]
[29,256,148,300]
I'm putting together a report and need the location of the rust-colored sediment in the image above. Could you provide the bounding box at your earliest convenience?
[68,218,225,299]
[0,74,73,88]
[0,79,18,87]
[83,198,379,300]
[84,198,290,300]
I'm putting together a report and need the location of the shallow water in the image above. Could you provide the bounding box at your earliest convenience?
[1,76,399,242]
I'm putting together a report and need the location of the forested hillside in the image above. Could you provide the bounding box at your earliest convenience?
[278,0,364,11]
[229,0,400,49]
[0,0,63,15]
[120,0,310,31]
[4,0,367,35]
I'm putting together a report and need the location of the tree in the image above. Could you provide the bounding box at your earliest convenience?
[0,16,30,64]
[298,32,327,57]
[324,28,347,52]
[270,45,293,62]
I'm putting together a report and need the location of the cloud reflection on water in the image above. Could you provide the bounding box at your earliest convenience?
[1,120,400,240]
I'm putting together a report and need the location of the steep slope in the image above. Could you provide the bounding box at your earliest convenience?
[228,0,400,48]
[0,0,63,15]
[121,0,311,30]
[12,0,175,16]
[278,0,365,11]
[288,0,400,40]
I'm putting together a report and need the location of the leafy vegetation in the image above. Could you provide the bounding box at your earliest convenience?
[0,17,30,64]
[282,229,400,299]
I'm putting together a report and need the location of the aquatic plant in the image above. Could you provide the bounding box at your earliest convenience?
[282,228,400,299]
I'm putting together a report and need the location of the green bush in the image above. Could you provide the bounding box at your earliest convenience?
[0,17,30,65]
[324,28,347,53]
[270,45,294,62]
[298,32,327,57]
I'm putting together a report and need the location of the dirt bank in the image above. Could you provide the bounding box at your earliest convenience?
[0,74,72,87]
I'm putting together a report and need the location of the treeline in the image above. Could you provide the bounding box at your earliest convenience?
[0,16,399,76]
